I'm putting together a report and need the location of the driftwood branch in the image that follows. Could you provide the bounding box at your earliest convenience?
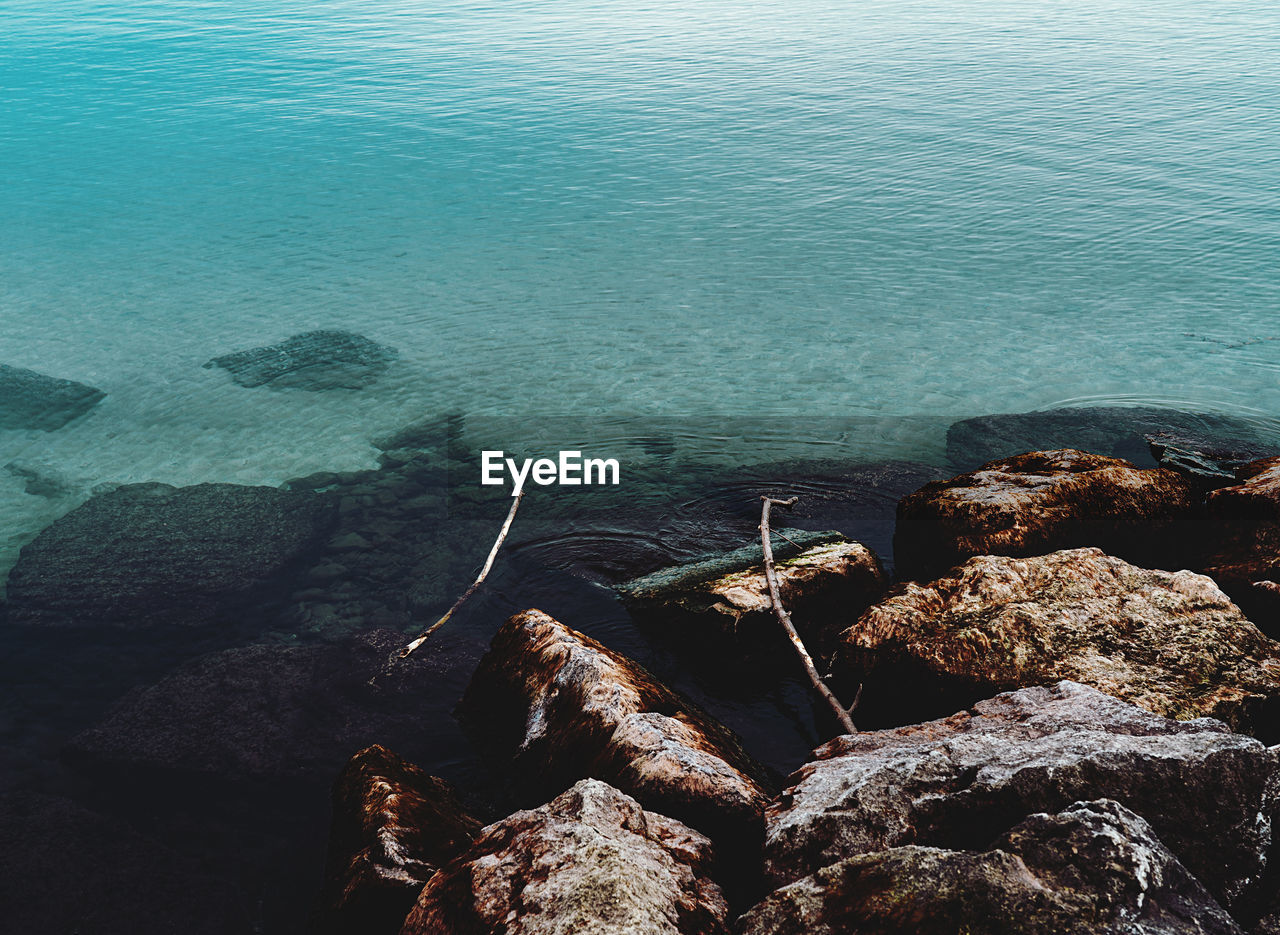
[400,487,526,658]
[760,495,858,734]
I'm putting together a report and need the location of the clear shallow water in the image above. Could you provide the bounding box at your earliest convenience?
[3,0,1280,571]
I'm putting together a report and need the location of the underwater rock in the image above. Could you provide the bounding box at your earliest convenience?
[618,533,884,661]
[1204,457,1280,633]
[205,330,398,390]
[742,799,1242,935]
[762,681,1279,912]
[400,779,729,935]
[1146,431,1276,485]
[894,449,1196,581]
[0,362,105,431]
[947,405,1271,471]
[6,482,336,629]
[67,630,466,784]
[0,792,250,934]
[831,548,1280,738]
[461,609,772,851]
[312,745,482,935]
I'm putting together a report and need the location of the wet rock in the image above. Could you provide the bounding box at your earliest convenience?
[0,362,105,430]
[67,630,475,784]
[0,792,250,934]
[6,482,336,629]
[832,548,1280,738]
[461,610,773,851]
[400,778,729,935]
[894,449,1196,581]
[1204,457,1280,633]
[762,680,1280,912]
[619,533,884,660]
[313,745,482,935]
[205,330,398,390]
[741,799,1243,935]
[1147,432,1276,485]
[946,405,1271,471]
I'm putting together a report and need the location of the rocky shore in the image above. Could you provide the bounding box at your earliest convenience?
[3,404,1280,933]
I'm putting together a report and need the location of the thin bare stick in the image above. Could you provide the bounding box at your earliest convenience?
[400,487,526,658]
[760,495,858,734]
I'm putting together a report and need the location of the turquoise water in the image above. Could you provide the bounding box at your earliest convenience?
[3,0,1280,575]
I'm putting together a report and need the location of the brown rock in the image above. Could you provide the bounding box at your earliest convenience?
[312,745,482,935]
[619,536,885,661]
[831,548,1280,738]
[400,778,729,935]
[460,610,773,852]
[1205,457,1280,633]
[894,449,1196,581]
[740,800,1243,935]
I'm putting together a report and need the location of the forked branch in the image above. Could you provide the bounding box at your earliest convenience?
[760,495,858,734]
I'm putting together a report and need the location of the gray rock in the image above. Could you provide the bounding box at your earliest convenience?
[6,482,336,628]
[400,779,729,935]
[0,362,105,430]
[763,681,1280,913]
[0,792,250,934]
[313,745,482,935]
[205,330,397,390]
[947,405,1273,471]
[740,799,1242,935]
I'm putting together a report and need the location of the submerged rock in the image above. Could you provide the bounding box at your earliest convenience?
[946,405,1271,470]
[0,792,249,934]
[1147,432,1276,485]
[0,362,105,430]
[461,610,772,851]
[312,745,482,935]
[6,482,335,629]
[742,799,1242,935]
[67,630,467,784]
[762,681,1280,912]
[832,548,1280,738]
[619,533,885,660]
[205,330,397,390]
[894,449,1196,581]
[400,779,729,935]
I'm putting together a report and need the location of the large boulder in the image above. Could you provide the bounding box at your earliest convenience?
[0,792,250,934]
[619,533,885,661]
[0,362,105,430]
[1204,457,1280,633]
[740,799,1242,935]
[312,745,482,935]
[832,548,1280,738]
[400,779,729,935]
[762,681,1280,912]
[946,406,1271,470]
[461,610,773,852]
[205,330,397,390]
[6,482,336,628]
[894,449,1196,581]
